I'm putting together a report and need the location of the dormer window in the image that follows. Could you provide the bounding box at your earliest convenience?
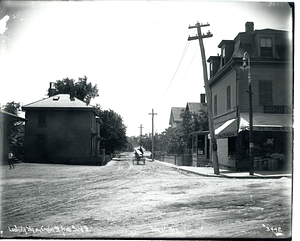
[260,37,272,57]
[221,48,225,66]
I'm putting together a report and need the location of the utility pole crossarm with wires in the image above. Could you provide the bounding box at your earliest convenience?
[188,22,220,175]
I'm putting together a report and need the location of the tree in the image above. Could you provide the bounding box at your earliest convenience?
[98,108,128,155]
[163,127,185,155]
[180,110,208,145]
[3,101,25,160]
[48,76,99,105]
[159,110,209,155]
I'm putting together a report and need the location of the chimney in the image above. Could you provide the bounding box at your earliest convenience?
[245,22,254,33]
[200,93,206,104]
[69,93,75,101]
[49,82,55,97]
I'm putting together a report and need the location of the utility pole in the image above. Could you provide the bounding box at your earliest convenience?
[241,52,254,175]
[138,124,144,148]
[148,109,157,162]
[188,22,220,175]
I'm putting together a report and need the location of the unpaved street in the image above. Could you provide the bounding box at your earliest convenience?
[1,156,292,238]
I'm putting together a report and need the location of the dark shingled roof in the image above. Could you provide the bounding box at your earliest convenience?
[186,102,207,114]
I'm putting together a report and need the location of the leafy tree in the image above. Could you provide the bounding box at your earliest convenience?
[163,127,185,155]
[180,109,208,146]
[157,109,209,155]
[98,108,128,154]
[3,101,25,160]
[48,76,99,105]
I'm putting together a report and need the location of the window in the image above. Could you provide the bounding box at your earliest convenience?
[259,80,273,105]
[38,113,46,126]
[260,37,272,57]
[222,48,225,57]
[214,94,217,116]
[221,48,225,66]
[197,135,205,155]
[227,85,231,110]
[228,137,236,157]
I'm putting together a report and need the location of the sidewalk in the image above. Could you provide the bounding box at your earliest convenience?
[154,160,292,179]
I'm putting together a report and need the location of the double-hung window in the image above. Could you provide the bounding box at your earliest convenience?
[260,37,272,57]
[214,95,217,116]
[259,80,273,105]
[227,85,231,111]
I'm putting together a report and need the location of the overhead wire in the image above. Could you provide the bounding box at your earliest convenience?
[156,34,193,106]
[175,47,198,96]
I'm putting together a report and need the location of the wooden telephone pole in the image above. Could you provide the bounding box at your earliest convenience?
[138,124,144,148]
[148,109,157,162]
[188,22,220,175]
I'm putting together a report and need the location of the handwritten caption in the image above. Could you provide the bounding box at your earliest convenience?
[262,224,283,237]
[7,225,89,236]
[150,225,179,234]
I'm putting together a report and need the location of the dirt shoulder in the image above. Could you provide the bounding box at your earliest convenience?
[0,159,292,239]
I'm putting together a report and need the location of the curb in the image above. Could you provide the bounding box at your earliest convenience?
[154,161,291,179]
[172,166,292,179]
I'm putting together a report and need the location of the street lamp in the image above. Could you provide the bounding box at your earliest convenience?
[241,52,254,175]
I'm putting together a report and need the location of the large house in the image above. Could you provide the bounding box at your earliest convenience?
[22,94,102,165]
[207,22,292,171]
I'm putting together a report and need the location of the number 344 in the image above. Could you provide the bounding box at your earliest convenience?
[265,226,282,232]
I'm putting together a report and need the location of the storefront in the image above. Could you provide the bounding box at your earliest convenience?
[214,113,292,171]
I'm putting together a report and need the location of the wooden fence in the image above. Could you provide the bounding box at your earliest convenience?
[157,154,192,166]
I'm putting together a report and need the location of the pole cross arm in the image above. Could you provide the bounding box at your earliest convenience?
[188,34,213,41]
[189,23,210,29]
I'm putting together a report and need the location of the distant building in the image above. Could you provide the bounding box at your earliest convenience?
[0,110,26,165]
[169,107,185,128]
[207,22,292,171]
[22,94,102,165]
[185,94,207,114]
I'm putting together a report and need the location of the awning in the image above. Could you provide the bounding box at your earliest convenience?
[209,113,292,139]
[239,113,292,132]
[212,118,238,139]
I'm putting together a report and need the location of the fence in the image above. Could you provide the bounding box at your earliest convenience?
[159,154,192,166]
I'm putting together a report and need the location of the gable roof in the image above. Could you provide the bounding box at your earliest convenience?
[22,94,98,115]
[186,102,207,114]
[169,107,185,125]
[0,109,26,121]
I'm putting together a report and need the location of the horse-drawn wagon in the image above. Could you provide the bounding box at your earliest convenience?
[133,147,145,165]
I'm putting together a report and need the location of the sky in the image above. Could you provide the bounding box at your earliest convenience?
[0,1,293,137]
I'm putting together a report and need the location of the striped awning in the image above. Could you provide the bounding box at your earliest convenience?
[210,113,292,139]
[214,119,238,138]
[239,113,292,132]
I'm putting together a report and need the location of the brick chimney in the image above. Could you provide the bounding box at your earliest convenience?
[245,22,254,33]
[200,93,206,104]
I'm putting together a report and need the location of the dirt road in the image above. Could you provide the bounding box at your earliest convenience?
[0,156,292,238]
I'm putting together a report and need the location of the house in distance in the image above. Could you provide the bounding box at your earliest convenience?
[22,94,103,165]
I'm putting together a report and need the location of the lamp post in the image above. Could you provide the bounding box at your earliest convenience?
[242,52,254,175]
